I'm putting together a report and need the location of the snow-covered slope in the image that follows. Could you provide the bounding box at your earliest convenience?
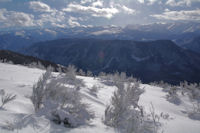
[0,62,200,133]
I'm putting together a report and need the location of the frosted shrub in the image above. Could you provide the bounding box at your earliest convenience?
[31,67,52,111]
[63,65,85,88]
[187,102,200,120]
[86,71,93,77]
[63,65,84,86]
[149,81,171,92]
[0,114,50,132]
[144,103,173,133]
[112,72,141,85]
[98,72,106,77]
[28,62,46,70]
[78,69,85,76]
[112,72,127,84]
[180,81,200,120]
[98,72,112,80]
[104,81,145,133]
[65,65,77,80]
[38,82,93,127]
[98,73,115,86]
[31,66,93,127]
[166,86,181,105]
[0,89,16,109]
[181,82,200,101]
[146,103,161,133]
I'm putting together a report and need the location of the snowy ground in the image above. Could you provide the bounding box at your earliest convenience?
[0,62,200,133]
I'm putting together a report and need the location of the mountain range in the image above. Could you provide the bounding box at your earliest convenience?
[0,22,200,53]
[24,38,200,84]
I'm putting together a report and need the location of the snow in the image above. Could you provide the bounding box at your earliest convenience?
[139,85,200,133]
[0,62,200,133]
[131,55,150,62]
[91,28,121,35]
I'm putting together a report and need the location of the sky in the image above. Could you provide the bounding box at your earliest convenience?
[0,0,200,29]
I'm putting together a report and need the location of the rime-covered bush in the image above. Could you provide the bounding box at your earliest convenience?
[63,65,84,87]
[150,81,172,92]
[98,73,114,86]
[98,72,140,88]
[28,62,46,70]
[78,69,85,76]
[179,81,200,120]
[188,102,200,120]
[180,81,200,101]
[104,80,145,133]
[0,89,16,109]
[65,65,77,80]
[112,72,127,84]
[31,67,52,111]
[31,66,93,127]
[166,86,181,105]
[98,72,112,80]
[39,84,93,127]
[98,72,106,77]
[86,71,93,77]
[112,72,141,85]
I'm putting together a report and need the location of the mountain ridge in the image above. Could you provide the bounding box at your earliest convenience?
[0,50,65,72]
[1,22,200,52]
[24,38,200,84]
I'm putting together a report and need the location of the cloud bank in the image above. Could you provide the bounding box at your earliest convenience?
[152,9,200,21]
[0,0,199,29]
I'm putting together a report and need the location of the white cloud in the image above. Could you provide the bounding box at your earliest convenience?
[44,29,57,35]
[68,16,81,27]
[81,0,93,4]
[165,8,170,12]
[63,1,136,19]
[51,23,66,28]
[29,1,53,12]
[137,0,158,5]
[151,9,200,21]
[37,10,66,27]
[166,0,200,6]
[137,0,144,3]
[148,0,158,5]
[0,9,35,28]
[166,0,189,6]
[63,3,119,19]
[120,5,136,14]
[110,3,136,15]
[92,0,103,7]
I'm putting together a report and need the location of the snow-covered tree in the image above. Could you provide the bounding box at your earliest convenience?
[31,67,52,111]
[78,69,85,76]
[31,65,93,127]
[65,65,77,80]
[104,80,144,133]
[166,86,181,105]
[86,70,93,77]
[181,82,200,101]
[180,81,200,120]
[39,84,93,127]
[0,89,16,109]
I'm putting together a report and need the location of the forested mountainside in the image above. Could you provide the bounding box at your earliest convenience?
[25,39,200,84]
